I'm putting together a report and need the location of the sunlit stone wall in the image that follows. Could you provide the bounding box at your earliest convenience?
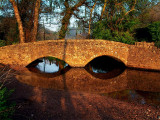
[128,44,160,70]
[0,39,159,70]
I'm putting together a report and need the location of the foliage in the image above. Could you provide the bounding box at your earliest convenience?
[91,0,147,44]
[0,17,19,45]
[138,2,160,25]
[47,56,56,62]
[0,40,6,47]
[155,40,160,48]
[147,21,160,43]
[0,67,15,120]
[0,86,15,120]
[92,18,139,44]
[134,21,160,47]
[0,0,159,43]
[92,1,160,45]
[46,56,67,67]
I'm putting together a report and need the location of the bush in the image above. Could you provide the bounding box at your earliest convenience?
[0,86,15,120]
[92,21,112,40]
[0,67,15,120]
[113,32,136,44]
[92,19,138,44]
[148,21,160,42]
[0,40,6,47]
[155,41,160,48]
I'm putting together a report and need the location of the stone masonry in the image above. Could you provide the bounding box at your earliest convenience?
[0,39,160,70]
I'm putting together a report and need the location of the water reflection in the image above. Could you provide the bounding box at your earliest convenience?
[85,56,125,79]
[102,90,160,107]
[27,56,126,79]
[16,68,160,106]
[18,57,160,107]
[85,56,125,73]
[36,59,59,73]
[36,58,69,73]
[27,57,69,74]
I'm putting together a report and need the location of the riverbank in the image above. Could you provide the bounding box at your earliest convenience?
[5,75,160,120]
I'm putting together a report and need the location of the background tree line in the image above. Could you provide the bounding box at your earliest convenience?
[0,0,160,47]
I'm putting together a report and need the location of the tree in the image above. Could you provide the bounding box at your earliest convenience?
[92,0,159,44]
[99,0,107,21]
[58,0,87,39]
[17,0,36,42]
[139,2,160,25]
[9,0,25,43]
[92,0,140,44]
[31,0,41,42]
[9,0,41,43]
[86,0,97,37]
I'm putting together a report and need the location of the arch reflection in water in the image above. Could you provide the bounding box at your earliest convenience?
[85,56,126,79]
[16,68,160,106]
[16,68,160,93]
[27,56,126,79]
[27,57,69,74]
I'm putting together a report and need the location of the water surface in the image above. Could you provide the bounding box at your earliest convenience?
[16,57,160,107]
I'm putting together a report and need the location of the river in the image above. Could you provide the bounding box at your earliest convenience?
[16,57,160,108]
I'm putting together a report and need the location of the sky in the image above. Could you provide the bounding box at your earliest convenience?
[40,15,78,32]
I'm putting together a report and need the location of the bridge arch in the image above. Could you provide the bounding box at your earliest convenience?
[84,54,126,67]
[26,56,70,68]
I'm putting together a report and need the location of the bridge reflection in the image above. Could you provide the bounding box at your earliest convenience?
[16,68,160,93]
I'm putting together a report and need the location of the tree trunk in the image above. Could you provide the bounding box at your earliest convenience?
[88,1,97,37]
[9,0,25,43]
[119,0,137,24]
[31,0,41,42]
[100,0,107,21]
[59,0,86,39]
[59,11,72,39]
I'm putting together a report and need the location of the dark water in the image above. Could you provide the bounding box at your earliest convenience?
[17,57,160,107]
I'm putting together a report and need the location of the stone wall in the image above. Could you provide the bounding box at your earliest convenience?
[0,39,159,70]
[127,45,160,70]
[135,42,155,49]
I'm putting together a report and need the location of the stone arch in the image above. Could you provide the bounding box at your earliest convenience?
[84,54,127,67]
[26,55,70,67]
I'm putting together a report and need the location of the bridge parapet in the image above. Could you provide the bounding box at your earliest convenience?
[135,41,155,49]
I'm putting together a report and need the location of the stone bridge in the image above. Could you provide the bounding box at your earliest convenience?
[0,39,160,70]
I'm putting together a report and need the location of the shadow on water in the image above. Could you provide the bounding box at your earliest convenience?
[60,38,76,119]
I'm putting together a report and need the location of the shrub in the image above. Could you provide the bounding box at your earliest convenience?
[0,67,15,120]
[155,41,160,48]
[0,40,6,47]
[0,86,15,120]
[148,21,160,42]
[92,22,113,40]
[113,32,136,44]
[92,19,138,44]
